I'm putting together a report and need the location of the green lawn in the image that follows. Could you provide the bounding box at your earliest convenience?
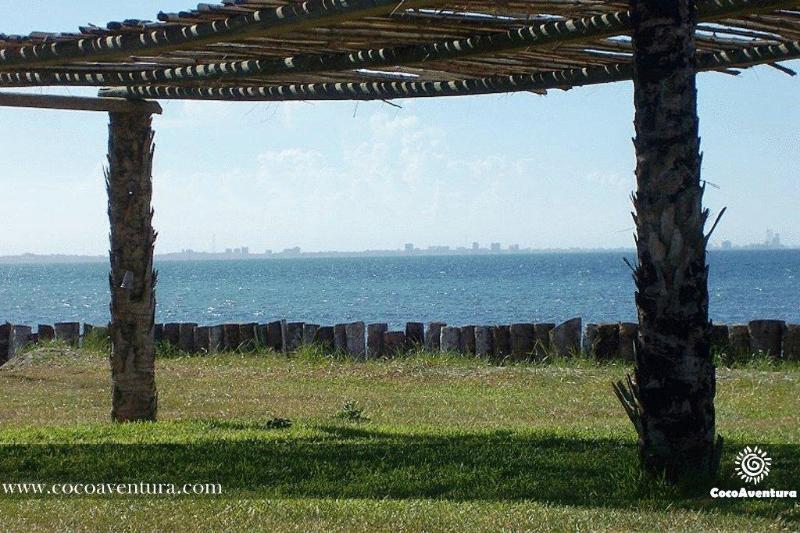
[0,346,797,531]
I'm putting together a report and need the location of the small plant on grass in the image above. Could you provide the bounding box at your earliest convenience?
[334,400,370,422]
[263,417,292,429]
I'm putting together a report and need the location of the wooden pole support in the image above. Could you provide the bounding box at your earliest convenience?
[0,91,161,114]
[107,110,158,422]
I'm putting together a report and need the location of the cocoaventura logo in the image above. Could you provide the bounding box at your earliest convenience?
[735,446,771,484]
[710,446,797,499]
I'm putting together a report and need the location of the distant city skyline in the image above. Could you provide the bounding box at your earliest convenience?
[0,2,798,257]
[0,230,793,265]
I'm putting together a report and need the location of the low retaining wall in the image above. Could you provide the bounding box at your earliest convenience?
[2,318,799,364]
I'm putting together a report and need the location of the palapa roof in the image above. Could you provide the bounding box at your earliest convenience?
[0,0,799,102]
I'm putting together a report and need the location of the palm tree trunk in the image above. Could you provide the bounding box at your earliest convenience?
[107,111,158,422]
[622,0,718,481]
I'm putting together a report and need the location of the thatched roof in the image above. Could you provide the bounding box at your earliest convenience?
[0,0,798,101]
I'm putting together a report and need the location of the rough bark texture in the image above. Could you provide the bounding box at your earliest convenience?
[624,0,718,481]
[107,111,158,423]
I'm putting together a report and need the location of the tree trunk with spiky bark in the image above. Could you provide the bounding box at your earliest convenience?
[107,111,158,422]
[616,0,719,482]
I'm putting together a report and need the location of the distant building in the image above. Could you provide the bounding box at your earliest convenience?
[282,247,301,255]
[472,242,479,251]
[225,248,233,255]
[509,244,520,252]
[241,247,249,256]
[490,242,501,252]
[404,243,414,253]
[721,240,733,250]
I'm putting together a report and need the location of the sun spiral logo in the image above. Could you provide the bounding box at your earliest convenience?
[735,446,772,485]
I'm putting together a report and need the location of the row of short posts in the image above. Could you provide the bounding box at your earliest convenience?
[0,322,104,364]
[583,319,800,362]
[3,318,800,365]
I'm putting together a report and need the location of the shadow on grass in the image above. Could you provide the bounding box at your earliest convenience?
[0,426,797,520]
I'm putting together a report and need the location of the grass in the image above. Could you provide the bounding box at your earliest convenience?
[0,344,797,531]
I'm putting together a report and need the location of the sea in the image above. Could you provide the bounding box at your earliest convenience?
[0,250,797,328]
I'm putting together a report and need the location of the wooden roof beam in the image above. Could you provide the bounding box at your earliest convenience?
[97,39,800,101]
[0,91,162,114]
[0,0,446,70]
[0,0,794,88]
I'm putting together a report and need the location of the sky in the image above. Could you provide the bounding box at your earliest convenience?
[0,1,798,255]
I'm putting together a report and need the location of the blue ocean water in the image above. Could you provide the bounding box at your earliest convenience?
[0,250,797,328]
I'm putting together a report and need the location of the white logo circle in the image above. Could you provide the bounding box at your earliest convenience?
[735,446,771,485]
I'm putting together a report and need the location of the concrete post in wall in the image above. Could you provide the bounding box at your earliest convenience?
[194,326,211,354]
[592,323,620,361]
[710,324,729,355]
[163,323,181,347]
[55,322,80,346]
[460,326,476,355]
[179,323,198,353]
[748,320,784,358]
[303,324,320,346]
[583,323,599,356]
[510,323,535,359]
[315,326,335,352]
[266,321,283,351]
[549,317,581,357]
[534,323,555,359]
[784,324,800,361]
[345,321,366,359]
[424,322,446,352]
[383,331,406,356]
[474,326,494,357]
[405,322,424,349]
[208,325,224,354]
[256,324,268,348]
[728,325,750,361]
[0,323,11,365]
[334,324,348,353]
[618,322,638,362]
[239,323,258,351]
[38,324,55,342]
[284,322,305,352]
[222,324,240,352]
[11,326,33,355]
[367,323,388,358]
[440,326,463,353]
[492,325,511,359]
